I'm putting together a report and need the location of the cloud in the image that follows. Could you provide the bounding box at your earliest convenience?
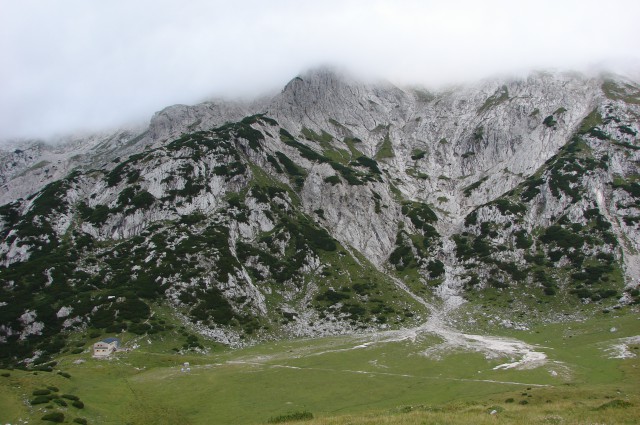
[1,0,639,140]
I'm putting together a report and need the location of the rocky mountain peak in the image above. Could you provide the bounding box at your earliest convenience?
[0,69,639,366]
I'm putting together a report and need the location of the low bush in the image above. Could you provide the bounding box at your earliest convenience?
[268,410,314,423]
[41,412,65,423]
[73,418,88,425]
[62,394,80,401]
[33,389,51,396]
[31,395,51,405]
[53,398,68,407]
[72,400,85,409]
[596,399,632,410]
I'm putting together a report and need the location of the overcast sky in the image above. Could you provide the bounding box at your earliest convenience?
[1,0,639,140]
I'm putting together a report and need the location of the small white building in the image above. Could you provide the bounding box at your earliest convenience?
[93,337,120,358]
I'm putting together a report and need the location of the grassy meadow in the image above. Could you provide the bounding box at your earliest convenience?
[0,308,638,424]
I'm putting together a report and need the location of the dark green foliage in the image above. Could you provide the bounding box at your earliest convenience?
[275,151,305,177]
[106,153,146,187]
[180,212,207,225]
[86,204,110,225]
[578,109,603,134]
[293,216,337,252]
[72,400,85,409]
[520,177,543,202]
[266,154,283,173]
[473,126,484,141]
[540,225,584,249]
[41,412,65,423]
[73,418,88,425]
[463,176,488,197]
[427,259,445,278]
[401,202,437,230]
[33,389,52,396]
[612,180,640,198]
[353,156,381,174]
[452,234,474,261]
[324,175,341,185]
[488,199,526,216]
[131,191,155,209]
[597,399,633,410]
[301,127,333,144]
[117,187,136,206]
[543,115,557,127]
[618,124,637,136]
[514,230,533,249]
[31,395,51,404]
[411,150,426,160]
[27,177,73,218]
[236,120,265,150]
[478,85,509,113]
[280,129,328,163]
[268,410,313,423]
[612,141,640,151]
[316,289,349,304]
[389,244,415,271]
[545,138,592,202]
[280,129,379,185]
[53,398,68,407]
[191,287,235,325]
[464,211,477,226]
[62,394,80,401]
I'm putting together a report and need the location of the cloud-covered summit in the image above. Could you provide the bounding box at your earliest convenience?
[1,0,639,140]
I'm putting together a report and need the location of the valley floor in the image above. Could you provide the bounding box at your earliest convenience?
[1,309,639,424]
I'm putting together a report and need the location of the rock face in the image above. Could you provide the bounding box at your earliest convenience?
[0,68,639,365]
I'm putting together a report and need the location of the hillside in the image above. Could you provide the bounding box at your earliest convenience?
[0,68,639,368]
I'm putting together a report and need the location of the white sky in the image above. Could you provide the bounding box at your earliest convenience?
[1,0,639,140]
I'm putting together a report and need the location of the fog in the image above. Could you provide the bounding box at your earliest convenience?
[1,0,639,140]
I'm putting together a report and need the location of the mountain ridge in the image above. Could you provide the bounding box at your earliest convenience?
[0,68,638,366]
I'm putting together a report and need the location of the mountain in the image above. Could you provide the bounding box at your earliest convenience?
[0,68,639,366]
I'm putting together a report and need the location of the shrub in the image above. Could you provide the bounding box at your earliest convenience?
[31,395,51,405]
[1,372,10,377]
[72,400,85,409]
[131,191,155,209]
[268,411,314,423]
[62,394,80,401]
[41,412,65,423]
[73,418,88,425]
[596,399,632,410]
[543,115,557,127]
[427,260,445,278]
[53,398,68,407]
[58,371,71,379]
[33,389,51,396]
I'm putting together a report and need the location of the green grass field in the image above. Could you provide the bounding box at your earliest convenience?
[1,309,638,424]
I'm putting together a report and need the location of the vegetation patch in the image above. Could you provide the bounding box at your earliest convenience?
[268,410,314,423]
[478,85,509,113]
